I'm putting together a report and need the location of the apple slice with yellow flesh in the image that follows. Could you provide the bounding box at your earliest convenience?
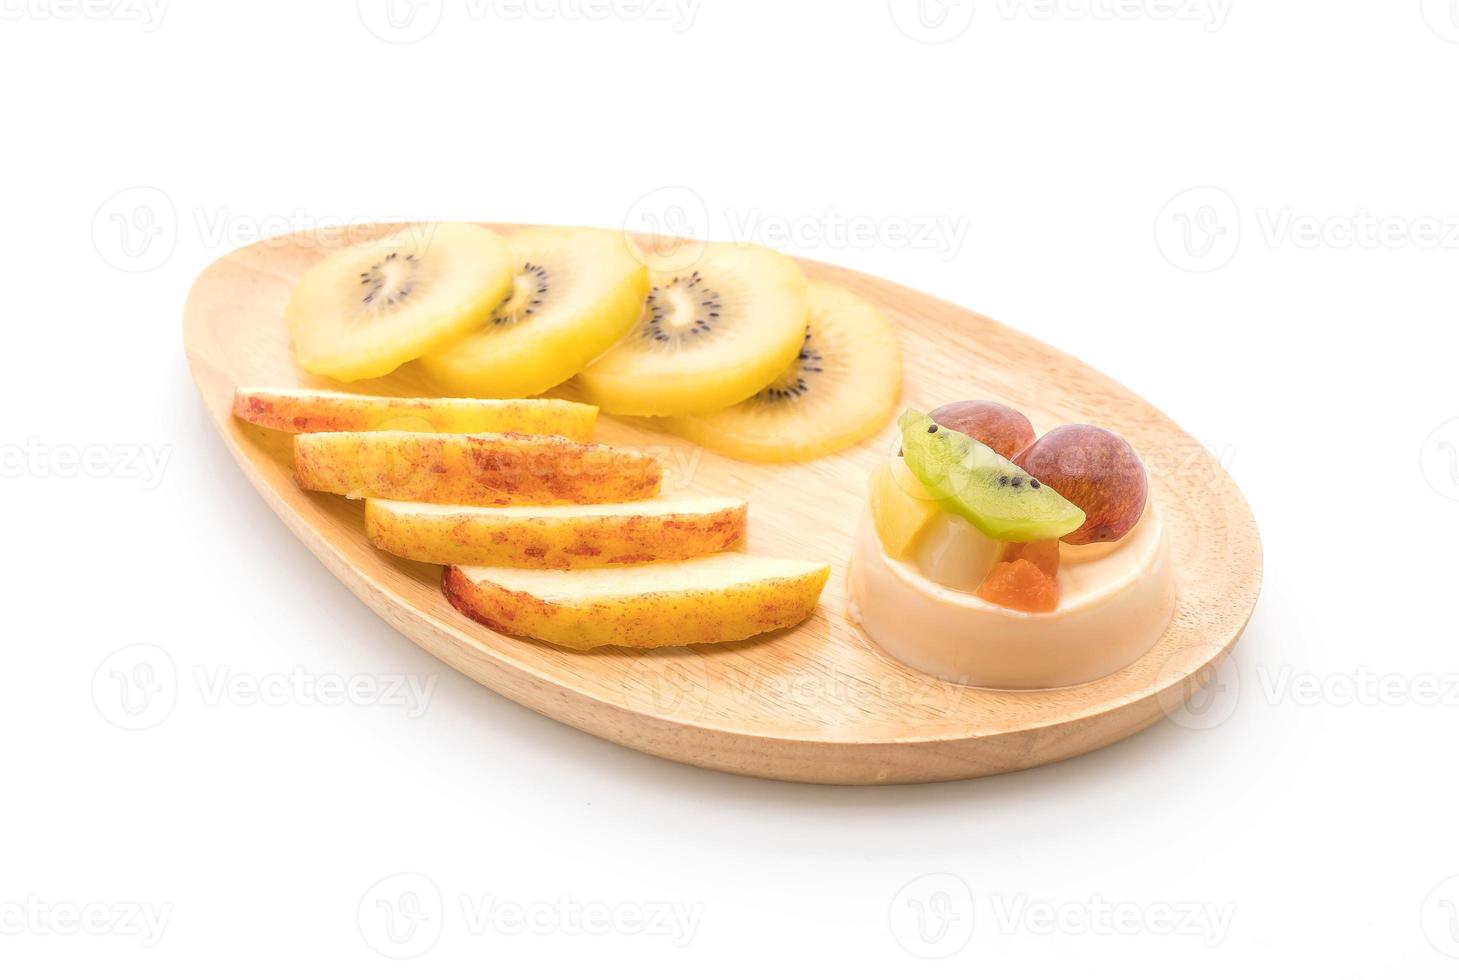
[867,456,942,560]
[443,553,831,650]
[294,431,660,506]
[232,386,596,441]
[366,497,747,569]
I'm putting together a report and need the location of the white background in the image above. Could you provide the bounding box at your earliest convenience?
[4,0,1458,975]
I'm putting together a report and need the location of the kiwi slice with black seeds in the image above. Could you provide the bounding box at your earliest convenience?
[899,409,1086,542]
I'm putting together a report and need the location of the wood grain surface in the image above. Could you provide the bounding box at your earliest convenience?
[182,223,1262,784]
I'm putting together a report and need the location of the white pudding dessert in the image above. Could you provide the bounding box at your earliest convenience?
[850,408,1177,691]
[848,504,1175,689]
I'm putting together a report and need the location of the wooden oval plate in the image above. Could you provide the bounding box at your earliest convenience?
[183,224,1262,785]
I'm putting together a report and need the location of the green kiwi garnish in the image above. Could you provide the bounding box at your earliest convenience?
[899,409,1085,542]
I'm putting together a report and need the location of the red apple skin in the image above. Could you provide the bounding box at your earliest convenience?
[1014,424,1148,545]
[927,401,1037,460]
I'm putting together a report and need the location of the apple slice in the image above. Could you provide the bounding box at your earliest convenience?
[867,456,941,560]
[443,553,831,650]
[294,431,661,506]
[232,386,596,440]
[366,497,747,569]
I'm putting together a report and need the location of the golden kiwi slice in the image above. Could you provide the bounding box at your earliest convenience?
[420,226,649,398]
[574,241,808,416]
[284,222,512,382]
[665,282,901,462]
